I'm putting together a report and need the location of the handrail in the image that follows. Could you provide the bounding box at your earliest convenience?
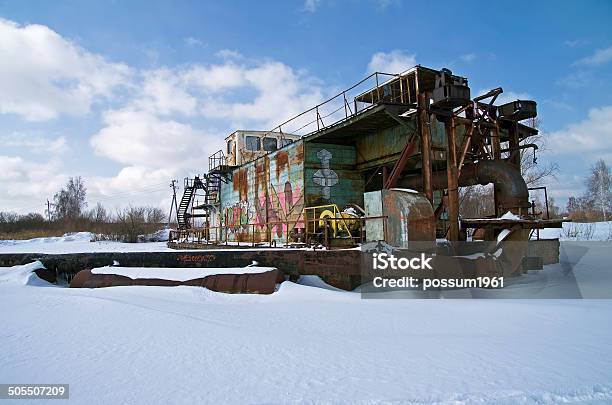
[260,71,401,141]
[168,215,388,249]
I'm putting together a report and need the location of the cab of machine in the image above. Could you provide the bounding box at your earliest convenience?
[225,130,301,165]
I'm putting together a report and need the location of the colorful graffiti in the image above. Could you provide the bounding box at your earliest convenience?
[265,181,304,238]
[312,149,338,200]
[221,181,304,239]
[222,200,254,232]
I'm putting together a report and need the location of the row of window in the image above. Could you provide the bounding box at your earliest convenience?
[227,136,293,154]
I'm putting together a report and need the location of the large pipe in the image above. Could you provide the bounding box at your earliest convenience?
[397,160,530,214]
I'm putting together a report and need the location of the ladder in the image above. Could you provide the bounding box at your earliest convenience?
[177,150,233,230]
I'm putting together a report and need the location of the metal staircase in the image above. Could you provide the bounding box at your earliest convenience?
[177,151,233,230]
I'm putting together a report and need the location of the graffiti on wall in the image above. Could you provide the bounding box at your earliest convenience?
[312,149,338,200]
[221,181,304,239]
[266,181,304,237]
[222,200,254,233]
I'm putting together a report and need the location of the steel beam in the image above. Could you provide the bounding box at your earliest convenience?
[418,93,433,203]
[445,116,460,241]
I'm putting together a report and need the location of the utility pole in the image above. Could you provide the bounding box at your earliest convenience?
[168,180,179,227]
[46,199,52,222]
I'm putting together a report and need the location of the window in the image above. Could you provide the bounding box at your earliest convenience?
[245,136,261,151]
[279,138,293,147]
[262,137,278,152]
[227,140,234,155]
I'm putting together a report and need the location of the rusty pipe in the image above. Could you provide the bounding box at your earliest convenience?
[397,159,530,213]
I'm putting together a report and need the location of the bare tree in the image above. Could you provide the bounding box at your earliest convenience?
[519,117,559,187]
[53,177,87,221]
[89,202,110,223]
[586,159,611,221]
[145,207,166,224]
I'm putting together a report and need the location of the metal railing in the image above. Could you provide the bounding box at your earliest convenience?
[260,72,403,143]
[168,216,388,249]
[208,150,226,171]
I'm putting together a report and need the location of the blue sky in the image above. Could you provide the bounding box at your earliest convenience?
[0,0,611,214]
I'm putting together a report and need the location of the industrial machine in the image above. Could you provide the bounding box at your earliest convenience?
[168,65,567,288]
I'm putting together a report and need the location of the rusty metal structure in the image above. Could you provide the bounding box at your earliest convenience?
[70,268,283,294]
[171,65,564,249]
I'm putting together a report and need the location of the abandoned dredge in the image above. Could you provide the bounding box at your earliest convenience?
[160,65,566,289]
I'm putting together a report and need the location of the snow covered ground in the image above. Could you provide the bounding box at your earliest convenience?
[536,221,612,241]
[0,221,610,256]
[1,251,612,404]
[0,232,175,253]
[91,264,276,281]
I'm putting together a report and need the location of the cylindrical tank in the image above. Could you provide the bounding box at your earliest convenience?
[364,188,435,248]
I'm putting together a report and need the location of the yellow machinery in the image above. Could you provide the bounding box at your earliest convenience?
[304,204,360,239]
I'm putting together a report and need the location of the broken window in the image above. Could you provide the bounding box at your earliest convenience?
[245,136,261,151]
[263,137,278,152]
[279,138,293,147]
[227,140,235,155]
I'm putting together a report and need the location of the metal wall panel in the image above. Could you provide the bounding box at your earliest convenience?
[304,142,364,209]
[217,141,305,243]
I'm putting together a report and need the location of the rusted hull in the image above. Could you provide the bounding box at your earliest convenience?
[69,268,284,294]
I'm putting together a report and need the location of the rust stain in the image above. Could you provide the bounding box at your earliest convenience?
[294,142,304,162]
[237,168,248,200]
[276,151,289,180]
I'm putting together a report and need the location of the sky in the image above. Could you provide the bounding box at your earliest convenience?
[0,0,611,215]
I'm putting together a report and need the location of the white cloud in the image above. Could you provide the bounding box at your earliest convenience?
[136,68,198,116]
[556,70,592,89]
[459,53,476,63]
[544,172,585,205]
[130,59,324,127]
[546,105,612,161]
[0,133,68,154]
[200,61,324,128]
[303,0,321,12]
[184,37,205,47]
[374,0,400,9]
[0,155,66,212]
[565,39,587,48]
[0,19,329,211]
[577,45,612,66]
[367,50,416,74]
[0,19,131,121]
[216,49,242,60]
[182,63,246,92]
[90,109,219,168]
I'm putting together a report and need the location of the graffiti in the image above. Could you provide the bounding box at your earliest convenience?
[177,254,215,263]
[312,149,338,200]
[267,181,304,237]
[222,200,254,232]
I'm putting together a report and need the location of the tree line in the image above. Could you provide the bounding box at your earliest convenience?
[0,177,168,242]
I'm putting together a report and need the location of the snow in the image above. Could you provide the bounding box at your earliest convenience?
[497,228,511,242]
[0,232,175,253]
[0,231,297,254]
[500,211,521,220]
[390,187,419,193]
[342,207,359,217]
[535,221,612,241]
[91,265,277,281]
[1,243,612,404]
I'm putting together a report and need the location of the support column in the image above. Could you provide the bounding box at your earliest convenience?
[445,116,460,241]
[491,126,502,160]
[419,93,433,203]
[508,123,521,168]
